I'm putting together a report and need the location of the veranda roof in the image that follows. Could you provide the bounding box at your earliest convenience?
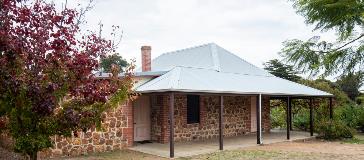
[135,43,332,97]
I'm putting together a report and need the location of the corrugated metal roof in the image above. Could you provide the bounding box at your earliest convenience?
[136,66,332,96]
[135,43,332,96]
[145,43,272,76]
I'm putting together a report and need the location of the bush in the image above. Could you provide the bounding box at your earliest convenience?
[316,119,355,140]
[355,95,364,105]
[293,108,310,131]
[358,109,364,132]
[335,104,363,128]
[270,106,286,129]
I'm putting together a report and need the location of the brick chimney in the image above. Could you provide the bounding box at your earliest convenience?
[141,46,151,72]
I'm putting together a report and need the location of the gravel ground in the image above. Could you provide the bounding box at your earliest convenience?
[0,147,25,160]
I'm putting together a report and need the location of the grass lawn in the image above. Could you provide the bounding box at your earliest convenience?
[342,133,364,144]
[184,150,354,160]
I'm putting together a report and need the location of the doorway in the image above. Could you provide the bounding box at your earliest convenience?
[133,96,151,141]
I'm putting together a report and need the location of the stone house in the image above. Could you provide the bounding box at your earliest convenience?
[47,43,333,158]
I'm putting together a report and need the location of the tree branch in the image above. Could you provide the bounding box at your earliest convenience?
[335,34,364,50]
[319,34,364,53]
[76,0,96,26]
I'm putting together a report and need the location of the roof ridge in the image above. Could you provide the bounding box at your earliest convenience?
[152,43,214,60]
[210,43,221,72]
[135,71,171,89]
[213,44,272,76]
[173,66,274,77]
[168,67,182,89]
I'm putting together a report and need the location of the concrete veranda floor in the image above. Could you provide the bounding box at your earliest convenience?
[129,129,315,158]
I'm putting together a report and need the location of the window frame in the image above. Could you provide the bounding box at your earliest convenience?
[186,94,200,124]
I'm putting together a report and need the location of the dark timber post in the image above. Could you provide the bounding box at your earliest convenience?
[329,97,333,119]
[219,96,224,150]
[289,99,293,131]
[286,97,291,140]
[169,92,175,158]
[256,94,262,144]
[309,98,314,136]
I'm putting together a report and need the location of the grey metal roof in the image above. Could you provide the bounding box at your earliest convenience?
[135,43,332,96]
[140,43,272,76]
[136,66,332,96]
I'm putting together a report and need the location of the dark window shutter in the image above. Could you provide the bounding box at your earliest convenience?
[187,95,200,124]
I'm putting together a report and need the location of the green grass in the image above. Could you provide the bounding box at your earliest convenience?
[342,133,364,144]
[183,150,345,160]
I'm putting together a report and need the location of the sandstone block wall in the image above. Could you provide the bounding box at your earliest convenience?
[41,102,133,158]
[150,94,271,143]
[1,94,271,158]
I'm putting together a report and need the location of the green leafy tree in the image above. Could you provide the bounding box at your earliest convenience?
[336,71,364,101]
[293,79,355,135]
[300,78,351,105]
[100,53,128,72]
[281,0,364,77]
[264,59,304,129]
[263,59,301,82]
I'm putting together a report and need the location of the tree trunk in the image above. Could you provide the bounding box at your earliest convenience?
[30,152,38,160]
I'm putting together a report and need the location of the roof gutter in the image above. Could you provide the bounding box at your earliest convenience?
[134,89,334,97]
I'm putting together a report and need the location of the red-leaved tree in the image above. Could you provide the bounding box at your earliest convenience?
[0,0,134,159]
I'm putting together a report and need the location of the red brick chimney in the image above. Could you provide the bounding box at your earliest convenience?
[141,46,151,72]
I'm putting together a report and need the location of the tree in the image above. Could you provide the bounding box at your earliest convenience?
[300,78,351,105]
[100,53,128,72]
[0,1,134,159]
[281,0,364,77]
[336,71,364,101]
[263,59,301,82]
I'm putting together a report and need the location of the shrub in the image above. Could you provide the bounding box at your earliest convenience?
[300,79,351,105]
[270,106,286,129]
[336,104,364,130]
[293,108,310,131]
[316,119,355,140]
[355,95,364,105]
[358,109,364,132]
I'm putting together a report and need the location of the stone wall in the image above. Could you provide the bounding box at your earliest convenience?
[223,96,251,137]
[262,96,271,132]
[151,94,271,143]
[0,93,272,158]
[150,95,169,143]
[41,101,133,158]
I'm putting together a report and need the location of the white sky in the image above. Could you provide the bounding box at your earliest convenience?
[63,0,336,69]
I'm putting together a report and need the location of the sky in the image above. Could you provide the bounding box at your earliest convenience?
[64,0,336,69]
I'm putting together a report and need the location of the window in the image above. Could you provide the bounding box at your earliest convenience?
[187,95,200,124]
